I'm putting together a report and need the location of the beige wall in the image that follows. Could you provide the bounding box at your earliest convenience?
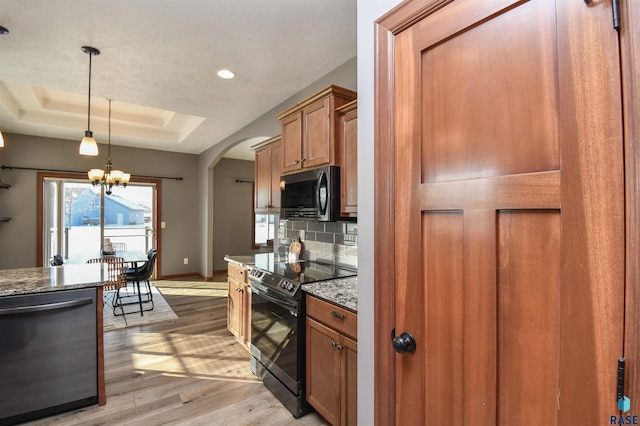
[0,133,199,276]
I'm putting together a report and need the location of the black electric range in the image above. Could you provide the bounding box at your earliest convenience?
[247,252,356,418]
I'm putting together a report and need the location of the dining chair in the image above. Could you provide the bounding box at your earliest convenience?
[125,248,156,276]
[125,250,157,311]
[86,256,127,323]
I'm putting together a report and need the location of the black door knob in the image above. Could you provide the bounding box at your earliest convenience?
[391,328,416,354]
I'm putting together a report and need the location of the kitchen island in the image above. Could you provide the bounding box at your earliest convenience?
[0,264,107,425]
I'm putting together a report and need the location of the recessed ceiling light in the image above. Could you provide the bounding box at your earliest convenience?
[0,26,9,35]
[217,69,235,79]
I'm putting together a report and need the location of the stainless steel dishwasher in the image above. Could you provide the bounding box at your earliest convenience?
[0,287,98,425]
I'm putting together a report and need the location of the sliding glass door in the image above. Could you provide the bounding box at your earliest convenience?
[43,177,156,265]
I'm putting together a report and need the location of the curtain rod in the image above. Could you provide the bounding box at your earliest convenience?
[1,165,183,181]
[235,179,254,184]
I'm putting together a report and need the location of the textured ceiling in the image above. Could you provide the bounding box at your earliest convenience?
[0,0,357,159]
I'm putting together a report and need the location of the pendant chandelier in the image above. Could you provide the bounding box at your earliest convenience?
[79,46,100,156]
[88,100,130,195]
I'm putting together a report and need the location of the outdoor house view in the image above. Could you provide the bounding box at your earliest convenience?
[43,180,155,265]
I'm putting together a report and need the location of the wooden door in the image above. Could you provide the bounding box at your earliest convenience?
[375,0,625,424]
[304,98,331,169]
[342,335,358,426]
[270,140,282,209]
[339,101,358,217]
[254,145,271,211]
[227,278,241,339]
[307,317,342,425]
[241,282,251,349]
[281,111,303,173]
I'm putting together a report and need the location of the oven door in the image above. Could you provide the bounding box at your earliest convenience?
[250,281,302,395]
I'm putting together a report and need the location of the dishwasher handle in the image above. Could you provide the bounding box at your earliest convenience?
[0,297,94,316]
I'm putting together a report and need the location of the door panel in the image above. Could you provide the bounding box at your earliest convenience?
[421,0,559,183]
[497,210,561,425]
[423,211,464,424]
[377,0,625,424]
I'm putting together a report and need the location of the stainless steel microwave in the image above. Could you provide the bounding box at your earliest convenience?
[280,166,340,222]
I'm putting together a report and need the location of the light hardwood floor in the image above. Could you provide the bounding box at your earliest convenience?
[27,277,327,425]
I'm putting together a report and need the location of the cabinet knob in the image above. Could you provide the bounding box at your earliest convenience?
[294,159,300,164]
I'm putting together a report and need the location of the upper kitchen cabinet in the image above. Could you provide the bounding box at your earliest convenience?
[253,135,282,213]
[277,85,356,174]
[337,100,357,218]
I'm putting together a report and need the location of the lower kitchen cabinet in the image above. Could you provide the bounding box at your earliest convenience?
[306,295,357,426]
[227,263,251,351]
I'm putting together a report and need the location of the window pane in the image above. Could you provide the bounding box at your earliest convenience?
[255,213,277,245]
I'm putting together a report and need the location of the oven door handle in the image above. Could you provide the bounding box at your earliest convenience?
[252,284,298,311]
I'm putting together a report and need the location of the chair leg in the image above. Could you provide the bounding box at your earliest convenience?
[144,279,154,310]
[112,288,128,325]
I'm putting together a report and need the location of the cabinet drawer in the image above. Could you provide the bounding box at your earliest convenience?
[306,295,357,340]
[228,263,247,284]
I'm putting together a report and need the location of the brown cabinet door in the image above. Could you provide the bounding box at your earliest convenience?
[303,98,332,169]
[307,317,341,425]
[281,112,303,173]
[240,282,251,348]
[254,146,271,212]
[342,335,357,426]
[255,139,282,212]
[375,0,625,424]
[270,141,282,209]
[227,278,241,339]
[339,105,357,216]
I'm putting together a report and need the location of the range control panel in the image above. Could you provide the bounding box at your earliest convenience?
[249,267,301,297]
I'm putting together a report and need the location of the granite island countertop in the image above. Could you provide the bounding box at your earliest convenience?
[223,255,258,268]
[0,263,108,297]
[303,276,358,313]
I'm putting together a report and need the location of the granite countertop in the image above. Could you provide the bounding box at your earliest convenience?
[303,276,358,313]
[224,255,258,268]
[0,263,108,297]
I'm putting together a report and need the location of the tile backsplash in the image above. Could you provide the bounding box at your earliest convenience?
[276,220,358,269]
